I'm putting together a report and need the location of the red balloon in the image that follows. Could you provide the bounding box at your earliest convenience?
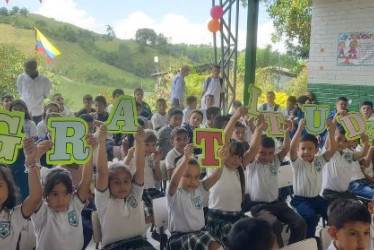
[5,0,9,4]
[208,19,220,33]
[211,5,223,20]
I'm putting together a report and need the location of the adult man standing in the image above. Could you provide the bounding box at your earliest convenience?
[170,65,189,108]
[17,59,52,124]
[201,65,224,109]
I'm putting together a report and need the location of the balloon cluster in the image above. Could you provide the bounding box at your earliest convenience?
[208,5,223,33]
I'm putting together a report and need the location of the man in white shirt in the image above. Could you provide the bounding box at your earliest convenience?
[258,91,282,113]
[17,59,51,124]
[201,65,224,109]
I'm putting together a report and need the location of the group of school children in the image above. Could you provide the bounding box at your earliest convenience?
[2,87,374,250]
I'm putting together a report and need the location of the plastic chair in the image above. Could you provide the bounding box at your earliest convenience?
[319,227,332,250]
[152,197,168,250]
[280,238,318,250]
[278,164,293,189]
[91,211,102,249]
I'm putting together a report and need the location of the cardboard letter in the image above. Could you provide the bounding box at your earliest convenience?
[262,112,284,137]
[106,96,138,133]
[194,129,224,168]
[248,84,262,116]
[338,112,366,141]
[302,104,330,135]
[47,117,91,165]
[0,110,24,164]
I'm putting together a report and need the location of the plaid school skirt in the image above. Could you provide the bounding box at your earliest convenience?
[142,188,164,217]
[205,209,243,245]
[167,230,219,250]
[104,236,155,250]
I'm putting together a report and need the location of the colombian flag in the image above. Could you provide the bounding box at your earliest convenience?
[35,28,61,61]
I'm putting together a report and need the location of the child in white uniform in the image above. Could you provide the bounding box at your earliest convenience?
[322,126,369,200]
[289,119,336,239]
[32,136,95,250]
[0,139,47,249]
[167,144,223,250]
[206,107,264,245]
[245,120,307,247]
[95,126,154,249]
[165,127,189,179]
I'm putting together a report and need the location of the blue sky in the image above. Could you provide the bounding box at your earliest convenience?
[2,0,284,51]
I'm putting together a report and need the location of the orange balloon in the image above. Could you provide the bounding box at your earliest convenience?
[208,19,220,33]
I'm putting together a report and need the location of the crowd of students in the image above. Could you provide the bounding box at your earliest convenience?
[2,72,374,250]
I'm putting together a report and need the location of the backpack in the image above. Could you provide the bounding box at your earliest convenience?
[262,103,280,111]
[202,77,223,95]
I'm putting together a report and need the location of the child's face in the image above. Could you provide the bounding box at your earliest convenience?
[205,96,215,107]
[53,95,64,107]
[266,94,275,104]
[169,114,183,128]
[46,182,73,212]
[212,67,220,78]
[361,105,373,119]
[189,101,197,109]
[157,101,167,114]
[330,222,370,250]
[180,165,200,192]
[286,101,295,110]
[95,101,106,114]
[233,127,246,142]
[0,175,9,210]
[134,91,144,101]
[189,113,202,128]
[46,105,59,114]
[144,142,156,156]
[2,98,13,110]
[256,146,275,165]
[335,133,348,152]
[109,169,132,199]
[336,100,348,111]
[298,141,318,162]
[83,100,93,109]
[171,134,189,153]
[223,148,242,169]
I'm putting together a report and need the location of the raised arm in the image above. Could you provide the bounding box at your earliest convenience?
[278,120,292,161]
[168,144,194,196]
[323,119,337,161]
[224,106,248,141]
[96,124,109,191]
[203,144,227,190]
[353,134,369,161]
[152,150,163,182]
[123,146,135,166]
[361,145,374,168]
[77,134,95,202]
[290,119,305,161]
[22,139,49,217]
[133,128,146,185]
[242,116,266,166]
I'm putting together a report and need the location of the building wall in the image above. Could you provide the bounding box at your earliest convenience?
[308,0,374,111]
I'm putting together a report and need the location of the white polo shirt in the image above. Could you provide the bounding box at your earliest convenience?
[245,155,281,202]
[322,150,354,192]
[0,206,28,250]
[151,113,168,130]
[291,155,327,197]
[165,148,182,171]
[167,182,208,233]
[144,155,156,189]
[95,183,146,247]
[32,195,85,250]
[350,147,365,181]
[17,73,51,117]
[208,166,242,212]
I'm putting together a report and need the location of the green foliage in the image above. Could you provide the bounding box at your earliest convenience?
[135,28,158,45]
[285,65,308,97]
[0,7,8,16]
[10,6,20,15]
[19,8,29,17]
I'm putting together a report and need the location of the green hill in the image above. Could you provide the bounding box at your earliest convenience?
[0,13,195,91]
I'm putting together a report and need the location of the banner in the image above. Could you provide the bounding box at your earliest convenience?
[337,32,374,65]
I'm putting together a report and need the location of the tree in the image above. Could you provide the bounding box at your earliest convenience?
[0,7,8,16]
[106,25,116,40]
[135,28,157,46]
[10,6,19,15]
[19,7,29,17]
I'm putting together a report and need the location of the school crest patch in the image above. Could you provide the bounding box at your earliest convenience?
[68,211,79,227]
[270,163,278,175]
[314,160,323,172]
[343,153,353,164]
[128,195,138,208]
[194,196,202,210]
[0,222,10,238]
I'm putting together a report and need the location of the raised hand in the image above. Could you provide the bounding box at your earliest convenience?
[298,118,306,130]
[183,143,194,159]
[283,119,292,133]
[24,138,37,166]
[97,124,107,142]
[361,133,369,145]
[234,106,248,119]
[134,127,145,143]
[153,150,162,165]
[36,140,53,161]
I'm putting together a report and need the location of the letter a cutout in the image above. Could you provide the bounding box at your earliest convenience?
[106,96,138,134]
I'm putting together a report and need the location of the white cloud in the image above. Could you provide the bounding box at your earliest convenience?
[114,11,285,52]
[35,0,97,30]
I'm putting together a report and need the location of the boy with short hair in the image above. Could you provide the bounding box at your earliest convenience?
[93,95,109,122]
[157,108,183,160]
[52,93,74,117]
[245,121,307,247]
[283,96,296,119]
[183,110,203,146]
[201,94,215,124]
[201,107,221,128]
[134,87,152,120]
[151,98,168,131]
[1,94,14,110]
[183,95,197,124]
[290,118,336,238]
[361,101,374,123]
[76,94,95,117]
[327,199,371,250]
[165,127,189,179]
[107,88,124,113]
[136,101,149,128]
